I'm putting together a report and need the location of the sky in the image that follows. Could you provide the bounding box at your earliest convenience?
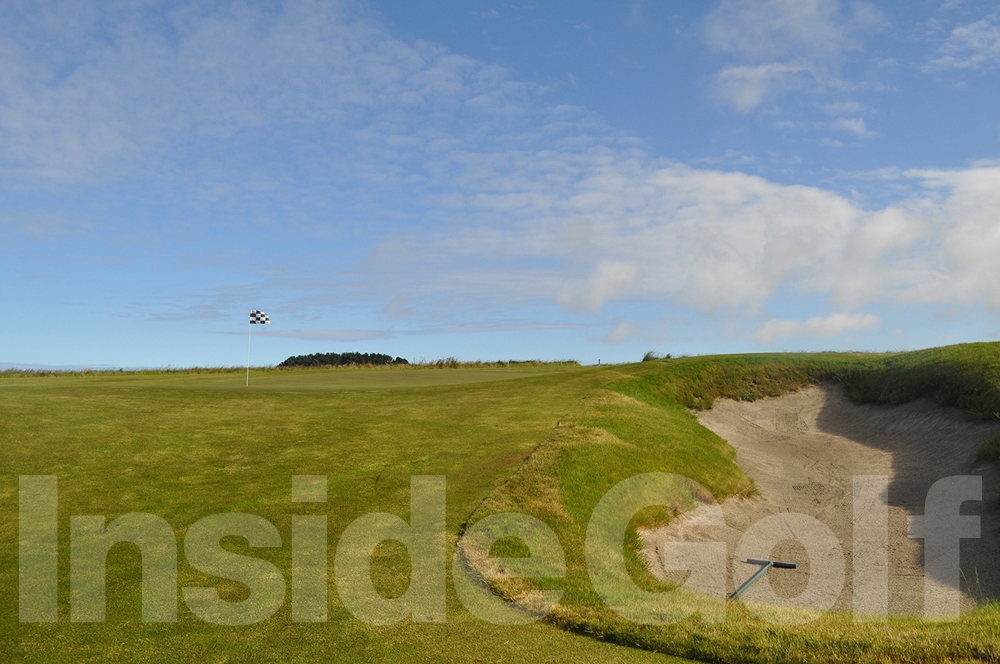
[3,0,1000,368]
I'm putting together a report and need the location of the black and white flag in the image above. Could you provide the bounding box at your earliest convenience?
[250,310,270,324]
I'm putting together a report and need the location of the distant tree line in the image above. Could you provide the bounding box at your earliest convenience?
[278,352,410,368]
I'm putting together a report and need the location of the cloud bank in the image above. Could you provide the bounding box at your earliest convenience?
[754,312,879,344]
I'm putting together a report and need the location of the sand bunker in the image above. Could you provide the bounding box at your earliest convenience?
[641,384,1000,616]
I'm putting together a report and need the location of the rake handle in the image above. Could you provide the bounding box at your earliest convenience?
[729,558,799,600]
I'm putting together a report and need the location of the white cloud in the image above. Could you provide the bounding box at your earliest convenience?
[830,116,873,136]
[902,165,1000,308]
[925,14,1000,70]
[705,0,887,111]
[724,149,757,164]
[692,149,757,165]
[560,260,639,310]
[604,322,644,344]
[706,0,866,61]
[848,208,925,261]
[754,312,879,344]
[714,62,815,113]
[824,100,864,115]
[835,207,928,306]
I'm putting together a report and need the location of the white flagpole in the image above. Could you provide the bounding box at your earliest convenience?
[247,315,252,387]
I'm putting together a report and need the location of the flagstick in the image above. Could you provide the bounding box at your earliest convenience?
[247,319,252,387]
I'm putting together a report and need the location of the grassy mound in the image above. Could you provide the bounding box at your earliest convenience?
[837,342,1000,418]
[463,344,1000,664]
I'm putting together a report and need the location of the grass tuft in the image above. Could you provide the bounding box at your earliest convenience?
[979,431,1000,464]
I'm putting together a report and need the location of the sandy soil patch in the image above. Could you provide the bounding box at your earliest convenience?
[641,384,1000,617]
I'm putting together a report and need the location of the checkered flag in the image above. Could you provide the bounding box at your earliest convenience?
[250,310,270,324]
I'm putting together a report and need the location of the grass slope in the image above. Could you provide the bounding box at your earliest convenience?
[466,347,1000,663]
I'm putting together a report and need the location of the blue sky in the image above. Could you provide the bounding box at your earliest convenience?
[3,0,1000,368]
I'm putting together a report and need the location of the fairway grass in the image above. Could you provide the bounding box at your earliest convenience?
[1,364,569,392]
[1,366,690,663]
[4,346,1000,663]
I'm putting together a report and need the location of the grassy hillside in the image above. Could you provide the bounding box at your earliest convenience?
[4,344,1000,663]
[464,346,1000,663]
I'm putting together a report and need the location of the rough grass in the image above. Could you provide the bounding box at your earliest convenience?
[547,601,1000,663]
[835,342,1000,419]
[979,432,1000,464]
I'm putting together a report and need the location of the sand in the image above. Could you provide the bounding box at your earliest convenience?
[641,384,1000,617]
